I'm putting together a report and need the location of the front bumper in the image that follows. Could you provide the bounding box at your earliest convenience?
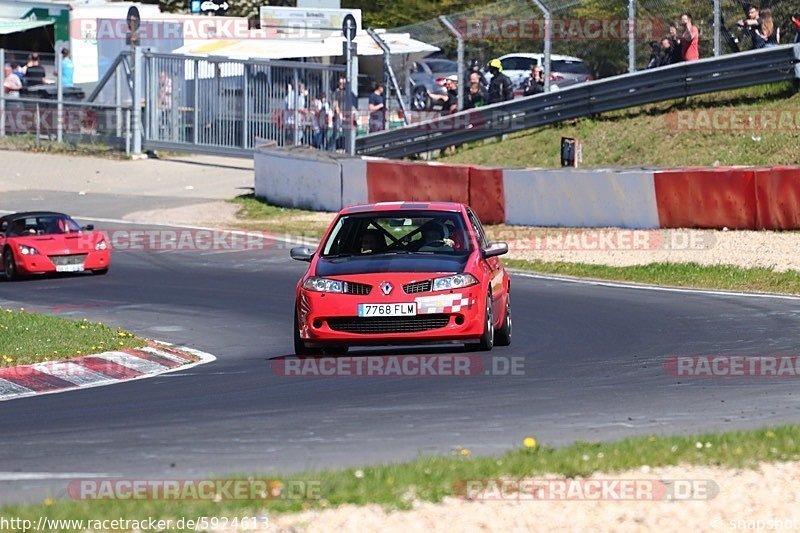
[15,250,110,275]
[298,288,485,345]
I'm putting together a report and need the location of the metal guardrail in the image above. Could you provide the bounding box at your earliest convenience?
[356,44,800,159]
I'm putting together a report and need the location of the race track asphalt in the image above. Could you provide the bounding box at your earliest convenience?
[1,221,800,503]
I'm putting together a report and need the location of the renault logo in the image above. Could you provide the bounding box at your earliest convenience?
[379,281,393,295]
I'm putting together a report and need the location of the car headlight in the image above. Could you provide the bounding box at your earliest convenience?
[18,245,39,256]
[302,277,344,293]
[432,273,478,292]
[95,240,108,251]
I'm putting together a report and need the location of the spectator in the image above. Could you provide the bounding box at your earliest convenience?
[464,59,487,89]
[757,8,779,47]
[158,71,173,136]
[368,82,386,133]
[56,47,74,88]
[737,5,763,49]
[11,63,24,86]
[792,14,800,43]
[330,100,342,151]
[24,53,46,86]
[646,41,661,69]
[658,38,676,67]
[333,76,356,145]
[464,82,487,109]
[668,26,683,63]
[284,83,306,145]
[442,75,458,115]
[318,94,332,150]
[487,58,513,104]
[522,65,544,95]
[3,64,21,98]
[679,13,700,61]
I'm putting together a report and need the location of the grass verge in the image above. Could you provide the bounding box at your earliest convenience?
[0,307,145,366]
[439,82,800,168]
[1,424,798,530]
[0,135,126,159]
[228,194,333,239]
[505,259,800,295]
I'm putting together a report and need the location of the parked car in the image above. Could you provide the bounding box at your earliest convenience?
[488,53,593,91]
[408,58,458,111]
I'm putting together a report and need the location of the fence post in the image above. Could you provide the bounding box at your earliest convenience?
[242,63,249,149]
[56,49,63,143]
[115,66,122,138]
[193,59,199,145]
[628,0,636,73]
[439,16,464,111]
[713,0,721,56]
[0,49,5,138]
[293,68,300,146]
[132,46,142,155]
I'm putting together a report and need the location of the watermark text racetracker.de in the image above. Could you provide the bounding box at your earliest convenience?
[67,478,319,501]
[87,229,299,253]
[271,355,525,377]
[665,109,800,131]
[455,478,719,501]
[456,18,667,41]
[665,355,800,378]
[0,515,271,531]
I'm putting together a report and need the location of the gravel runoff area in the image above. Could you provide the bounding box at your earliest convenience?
[214,461,800,532]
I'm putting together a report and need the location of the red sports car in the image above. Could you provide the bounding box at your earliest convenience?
[290,202,511,354]
[0,211,110,280]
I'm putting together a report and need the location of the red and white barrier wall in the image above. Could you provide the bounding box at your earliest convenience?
[254,146,800,229]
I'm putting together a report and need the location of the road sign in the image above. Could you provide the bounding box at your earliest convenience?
[200,0,229,14]
[126,6,140,47]
[342,13,357,40]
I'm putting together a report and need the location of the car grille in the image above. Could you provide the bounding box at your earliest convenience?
[344,281,371,295]
[403,280,432,294]
[49,254,87,266]
[328,314,450,334]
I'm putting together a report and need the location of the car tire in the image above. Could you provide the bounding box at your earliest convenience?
[294,308,322,356]
[493,293,512,347]
[412,86,430,111]
[92,268,109,276]
[3,248,18,281]
[467,291,494,352]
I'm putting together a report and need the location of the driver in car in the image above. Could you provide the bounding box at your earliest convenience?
[415,222,455,251]
[358,229,385,255]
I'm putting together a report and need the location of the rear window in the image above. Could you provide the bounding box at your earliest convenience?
[423,60,458,73]
[552,60,590,74]
[501,56,537,71]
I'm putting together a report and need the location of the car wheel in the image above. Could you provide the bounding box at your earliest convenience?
[412,86,430,111]
[3,248,18,281]
[468,291,494,352]
[294,308,322,356]
[92,268,109,276]
[493,293,512,347]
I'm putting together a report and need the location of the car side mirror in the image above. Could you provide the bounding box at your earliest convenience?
[290,246,315,262]
[482,241,508,258]
[82,224,94,231]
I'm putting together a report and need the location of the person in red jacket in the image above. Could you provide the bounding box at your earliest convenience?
[680,13,700,61]
[791,14,800,43]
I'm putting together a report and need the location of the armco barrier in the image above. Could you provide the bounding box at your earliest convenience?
[754,166,800,230]
[365,160,470,204]
[503,169,660,228]
[654,168,757,229]
[254,149,343,211]
[468,166,505,225]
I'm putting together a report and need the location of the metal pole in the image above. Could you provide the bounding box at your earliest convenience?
[628,0,636,73]
[115,66,122,137]
[56,49,63,143]
[344,18,357,155]
[193,59,199,145]
[132,46,142,155]
[438,16,464,111]
[293,68,300,146]
[529,0,551,91]
[0,49,6,138]
[242,65,249,149]
[713,0,721,56]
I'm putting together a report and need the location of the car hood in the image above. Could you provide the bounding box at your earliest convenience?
[8,233,101,255]
[315,254,470,276]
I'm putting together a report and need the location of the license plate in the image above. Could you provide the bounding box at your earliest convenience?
[358,303,416,317]
[56,264,84,272]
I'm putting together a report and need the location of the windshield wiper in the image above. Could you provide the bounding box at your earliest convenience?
[322,253,354,259]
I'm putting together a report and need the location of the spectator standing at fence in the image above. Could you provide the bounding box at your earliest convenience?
[792,15,800,43]
[3,64,21,98]
[463,59,487,90]
[737,5,763,49]
[658,38,676,67]
[668,26,683,63]
[24,53,45,86]
[679,13,700,61]
[55,47,74,88]
[330,100,342,151]
[284,82,306,145]
[368,82,386,133]
[464,82,487,109]
[318,95,332,150]
[10,63,24,87]
[158,71,173,137]
[757,8,779,47]
[522,65,544,96]
[442,75,458,115]
[646,41,661,69]
[487,59,513,104]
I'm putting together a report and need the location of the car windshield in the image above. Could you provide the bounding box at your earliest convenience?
[552,60,590,75]
[423,60,458,73]
[5,214,81,236]
[321,211,473,257]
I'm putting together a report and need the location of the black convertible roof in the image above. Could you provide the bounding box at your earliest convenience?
[0,211,68,224]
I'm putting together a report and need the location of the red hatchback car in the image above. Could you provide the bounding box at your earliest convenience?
[291,202,511,354]
[0,211,110,280]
